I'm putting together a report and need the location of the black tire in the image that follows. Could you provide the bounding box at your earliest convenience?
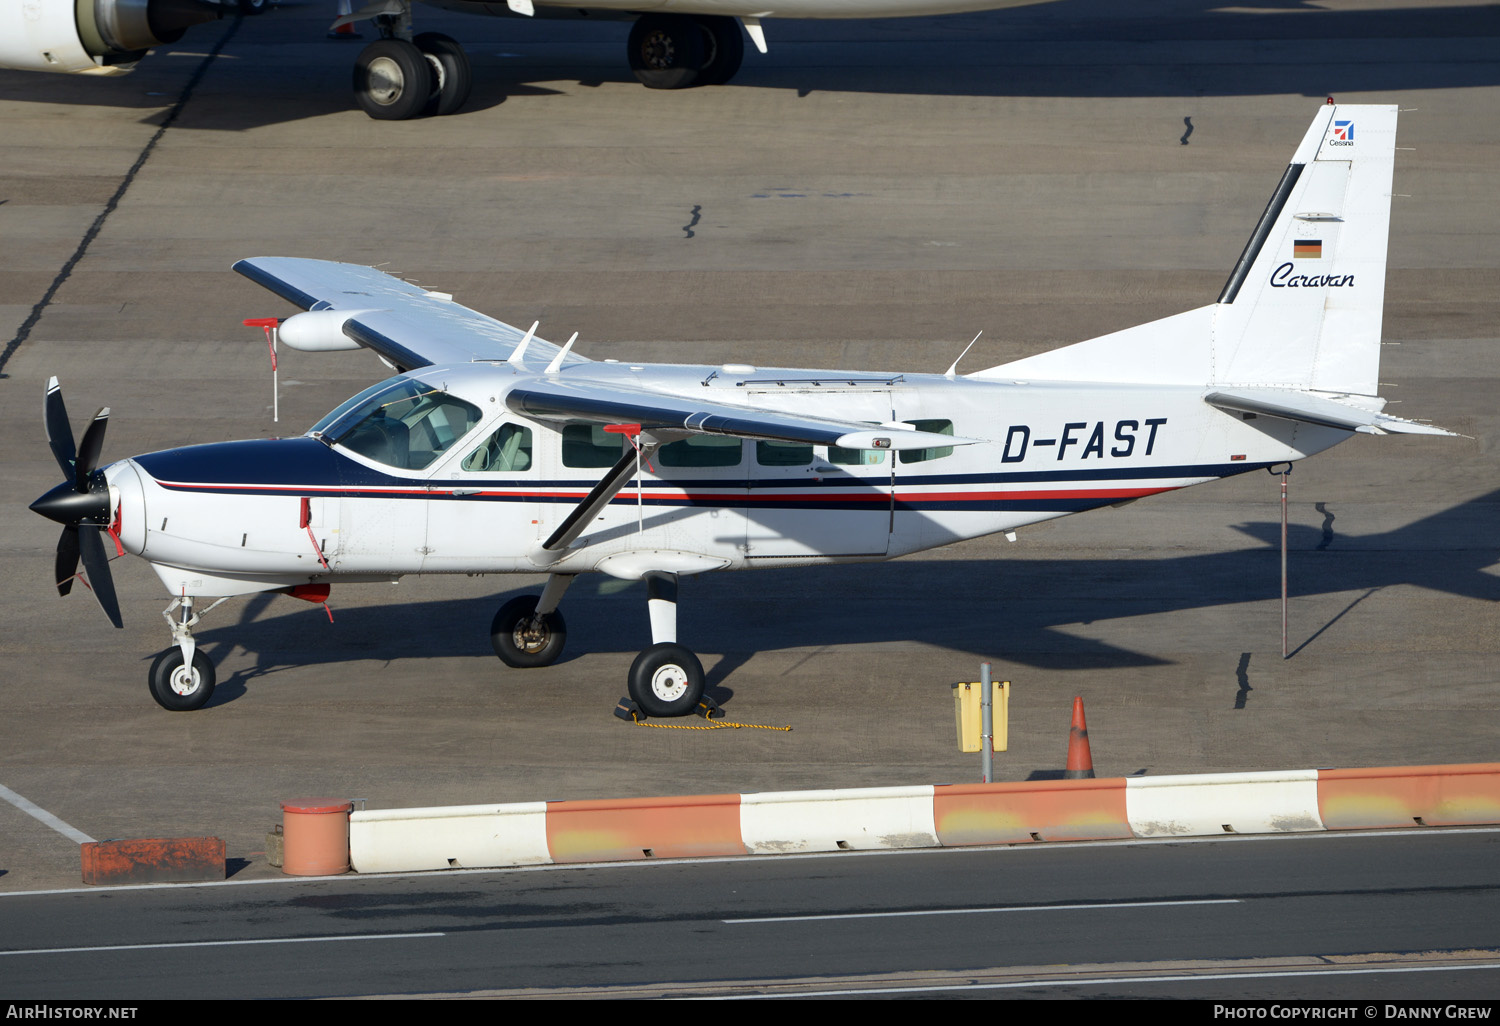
[627,15,705,90]
[627,643,705,718]
[695,16,744,87]
[353,39,434,121]
[148,648,217,712]
[414,32,472,117]
[238,0,268,14]
[491,595,567,668]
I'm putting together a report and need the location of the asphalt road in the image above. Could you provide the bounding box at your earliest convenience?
[2,829,1498,999]
[0,0,1496,947]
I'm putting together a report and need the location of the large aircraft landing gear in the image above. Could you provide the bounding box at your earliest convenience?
[491,574,572,667]
[628,15,745,90]
[415,32,472,117]
[353,38,432,120]
[626,572,705,717]
[348,2,472,120]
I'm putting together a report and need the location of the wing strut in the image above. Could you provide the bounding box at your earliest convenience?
[535,434,662,559]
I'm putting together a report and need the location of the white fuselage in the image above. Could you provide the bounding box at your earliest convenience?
[104,359,1341,600]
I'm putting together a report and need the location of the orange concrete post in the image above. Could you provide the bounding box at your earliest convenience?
[281,798,353,875]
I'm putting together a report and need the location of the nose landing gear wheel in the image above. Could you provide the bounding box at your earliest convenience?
[353,39,434,121]
[491,595,568,668]
[148,649,217,711]
[628,642,705,718]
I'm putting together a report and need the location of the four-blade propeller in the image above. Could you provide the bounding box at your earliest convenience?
[29,377,123,628]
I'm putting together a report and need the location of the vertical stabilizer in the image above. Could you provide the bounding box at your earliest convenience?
[973,105,1398,396]
[1210,104,1396,395]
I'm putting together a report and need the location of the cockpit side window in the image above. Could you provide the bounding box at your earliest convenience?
[324,377,482,470]
[463,423,533,472]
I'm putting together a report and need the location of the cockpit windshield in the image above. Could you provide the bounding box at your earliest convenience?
[310,376,482,471]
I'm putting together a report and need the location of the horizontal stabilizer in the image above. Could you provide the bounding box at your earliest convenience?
[1206,387,1457,436]
[507,378,977,451]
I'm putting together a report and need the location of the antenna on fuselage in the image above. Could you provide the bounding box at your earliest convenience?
[945,331,983,379]
[545,332,579,375]
[508,321,539,368]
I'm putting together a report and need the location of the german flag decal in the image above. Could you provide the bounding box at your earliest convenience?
[1294,239,1323,259]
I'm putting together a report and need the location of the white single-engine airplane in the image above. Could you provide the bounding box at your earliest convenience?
[31,104,1452,716]
[0,0,1050,119]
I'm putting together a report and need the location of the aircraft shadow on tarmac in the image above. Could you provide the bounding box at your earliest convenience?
[2,1,1497,130]
[183,489,1500,707]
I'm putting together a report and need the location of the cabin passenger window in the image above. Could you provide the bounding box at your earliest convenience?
[829,445,886,466]
[659,435,741,467]
[756,440,814,466]
[463,423,533,472]
[562,424,625,468]
[898,420,955,464]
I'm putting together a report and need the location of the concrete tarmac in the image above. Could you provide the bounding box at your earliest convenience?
[1,2,1497,894]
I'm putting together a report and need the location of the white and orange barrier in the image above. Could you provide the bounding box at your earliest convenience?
[342,763,1500,875]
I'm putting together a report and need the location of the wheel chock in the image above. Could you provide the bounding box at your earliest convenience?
[695,695,723,719]
[614,697,644,722]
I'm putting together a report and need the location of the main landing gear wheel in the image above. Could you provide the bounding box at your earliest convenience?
[628,643,705,718]
[628,15,706,90]
[148,649,217,712]
[491,596,568,668]
[414,32,472,117]
[353,39,433,121]
[695,16,744,87]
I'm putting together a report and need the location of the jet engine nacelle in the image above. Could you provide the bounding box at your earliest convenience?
[0,0,223,77]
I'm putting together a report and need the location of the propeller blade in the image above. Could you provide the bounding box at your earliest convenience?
[76,526,123,629]
[74,408,110,492]
[55,525,80,597]
[44,377,76,480]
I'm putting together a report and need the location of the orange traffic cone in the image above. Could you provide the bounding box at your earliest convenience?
[328,0,361,39]
[1064,696,1095,779]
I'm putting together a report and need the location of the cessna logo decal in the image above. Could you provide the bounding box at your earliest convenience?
[1270,262,1355,288]
[1002,418,1167,463]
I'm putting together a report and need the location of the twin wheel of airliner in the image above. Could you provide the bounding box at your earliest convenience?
[353,34,472,121]
[627,15,745,90]
[350,15,743,120]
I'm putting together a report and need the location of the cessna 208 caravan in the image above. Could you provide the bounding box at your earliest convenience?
[31,105,1452,717]
[0,0,1048,119]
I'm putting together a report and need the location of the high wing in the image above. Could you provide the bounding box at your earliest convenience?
[232,256,579,370]
[507,377,975,452]
[237,256,971,453]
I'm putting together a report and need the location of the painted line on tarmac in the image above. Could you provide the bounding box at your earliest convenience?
[1,932,445,958]
[0,784,94,845]
[705,961,1500,998]
[0,17,242,376]
[725,897,1239,924]
[3,826,1498,900]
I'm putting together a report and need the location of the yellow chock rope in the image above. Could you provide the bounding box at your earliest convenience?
[613,697,791,732]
